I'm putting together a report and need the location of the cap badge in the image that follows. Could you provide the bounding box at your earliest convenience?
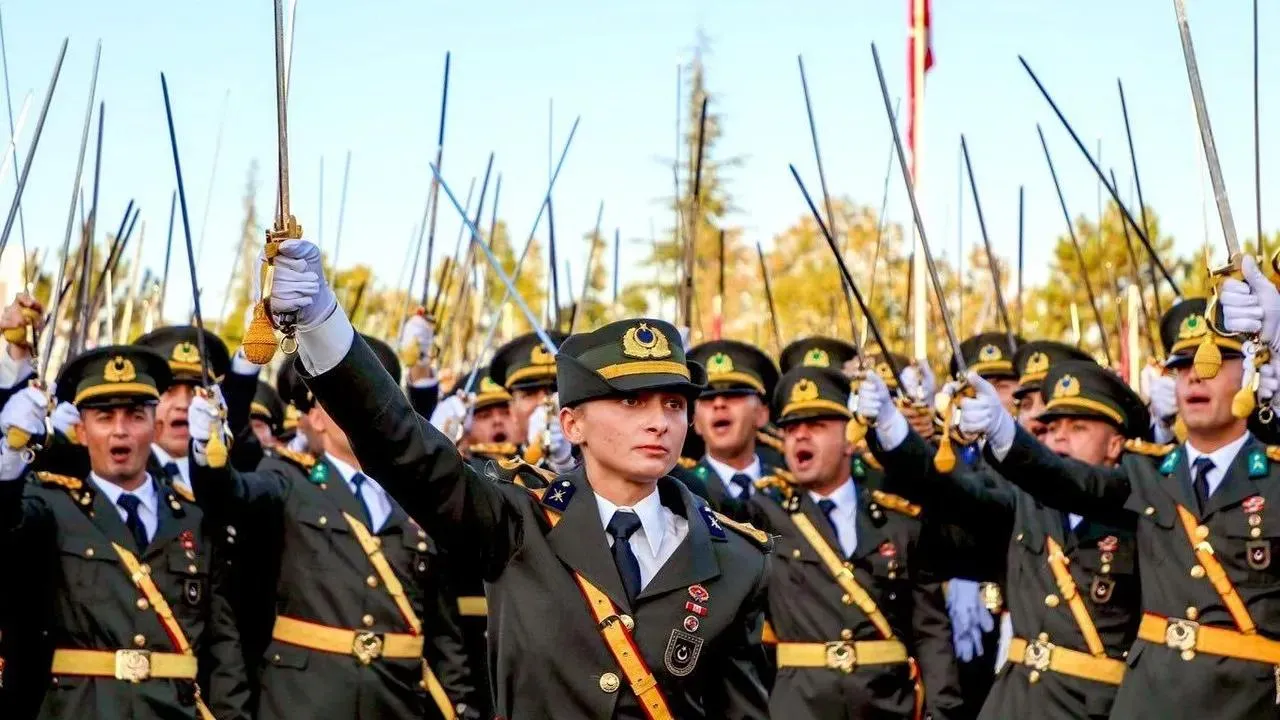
[172,342,201,365]
[622,323,672,360]
[707,352,734,377]
[1053,374,1081,399]
[530,344,555,366]
[1179,314,1208,340]
[802,348,830,368]
[479,377,504,393]
[876,362,894,382]
[979,344,1003,362]
[789,378,820,404]
[104,356,137,383]
[1025,352,1049,376]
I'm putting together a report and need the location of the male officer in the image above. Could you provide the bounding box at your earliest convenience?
[249,381,286,450]
[749,364,961,718]
[269,235,774,719]
[188,333,477,720]
[861,356,1147,719]
[1011,341,1094,439]
[675,340,781,519]
[489,330,569,444]
[953,258,1280,719]
[0,346,249,719]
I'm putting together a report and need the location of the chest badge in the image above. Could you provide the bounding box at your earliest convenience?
[1090,576,1115,604]
[1248,539,1272,571]
[184,578,203,606]
[878,541,897,558]
[663,629,703,677]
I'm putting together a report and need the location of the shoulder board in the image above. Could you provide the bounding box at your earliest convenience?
[170,482,195,503]
[36,471,82,492]
[470,442,519,458]
[496,456,559,486]
[712,511,773,550]
[753,470,795,492]
[676,456,698,470]
[862,452,883,471]
[870,489,921,518]
[756,430,784,453]
[273,446,317,469]
[1267,446,1280,463]
[1124,438,1176,457]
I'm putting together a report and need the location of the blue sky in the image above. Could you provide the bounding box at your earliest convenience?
[0,0,1271,324]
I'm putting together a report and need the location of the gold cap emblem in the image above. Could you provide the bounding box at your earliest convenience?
[1052,374,1081,399]
[802,348,830,368]
[622,323,672,359]
[1024,352,1049,376]
[172,342,200,365]
[1179,314,1208,340]
[979,344,1003,362]
[104,356,137,383]
[530,344,555,366]
[707,352,734,377]
[480,377,504,393]
[789,378,820,404]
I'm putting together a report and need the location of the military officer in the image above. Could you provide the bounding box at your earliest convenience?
[0,346,249,719]
[861,355,1148,719]
[187,333,479,720]
[952,263,1280,718]
[489,329,569,444]
[673,340,781,520]
[249,380,286,450]
[1010,341,1094,440]
[271,234,773,719]
[748,364,961,718]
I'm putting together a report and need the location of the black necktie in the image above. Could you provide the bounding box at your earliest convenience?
[817,498,841,539]
[351,472,375,529]
[117,494,149,551]
[1192,456,1214,514]
[728,473,753,499]
[162,462,181,481]
[606,511,644,605]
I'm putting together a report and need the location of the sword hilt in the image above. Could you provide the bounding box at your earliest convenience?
[243,217,304,364]
[933,381,977,474]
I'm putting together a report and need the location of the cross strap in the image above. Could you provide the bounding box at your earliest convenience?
[789,512,894,640]
[1174,505,1256,634]
[1044,536,1106,657]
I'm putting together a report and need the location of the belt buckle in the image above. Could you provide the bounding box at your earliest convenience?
[114,649,152,682]
[1165,618,1199,652]
[980,582,1004,612]
[824,641,857,673]
[352,631,384,665]
[1023,639,1053,672]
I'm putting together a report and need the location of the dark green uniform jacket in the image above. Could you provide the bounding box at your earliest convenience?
[301,335,774,720]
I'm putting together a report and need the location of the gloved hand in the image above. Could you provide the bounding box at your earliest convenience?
[267,239,338,329]
[0,385,47,438]
[187,386,227,444]
[528,395,573,472]
[287,432,310,454]
[1260,355,1280,407]
[947,579,995,663]
[1146,371,1176,422]
[51,401,80,436]
[900,361,936,403]
[856,371,909,450]
[399,314,434,366]
[0,444,25,481]
[429,393,471,442]
[1220,255,1280,352]
[957,372,1016,454]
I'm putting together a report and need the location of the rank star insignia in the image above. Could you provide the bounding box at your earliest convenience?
[550,489,566,503]
[699,506,726,539]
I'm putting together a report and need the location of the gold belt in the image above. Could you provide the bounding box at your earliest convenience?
[456,596,487,617]
[51,649,198,682]
[1138,613,1280,665]
[272,615,425,664]
[775,639,908,672]
[1007,636,1125,685]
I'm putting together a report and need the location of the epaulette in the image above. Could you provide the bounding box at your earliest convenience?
[862,452,883,472]
[273,445,317,470]
[753,470,795,493]
[36,471,82,492]
[1124,438,1176,457]
[676,456,698,470]
[755,430,783,453]
[870,489,921,518]
[496,456,558,487]
[1267,446,1280,463]
[469,442,519,458]
[170,482,195,503]
[712,511,773,550]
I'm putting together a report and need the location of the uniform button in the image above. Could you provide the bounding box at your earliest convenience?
[1044,594,1060,608]
[1195,525,1209,540]
[136,598,149,611]
[226,526,237,537]
[366,575,378,588]
[1101,564,1112,574]
[362,615,375,628]
[619,615,635,631]
[1028,670,1040,684]
[1181,649,1196,662]
[418,529,427,540]
[319,516,328,526]
[1016,533,1024,542]
[226,536,235,545]
[84,547,94,558]
[599,672,620,693]
[417,562,427,572]
[272,654,282,664]
[185,550,196,560]
[133,634,146,648]
[1190,565,1206,579]
[1186,607,1199,620]
[1037,632,1049,642]
[887,572,896,580]
[842,561,854,571]
[1252,527,1263,538]
[888,592,897,601]
[1144,507,1155,516]
[417,542,428,552]
[187,564,198,574]
[791,549,801,559]
[841,594,853,605]
[140,564,151,576]
[840,629,853,640]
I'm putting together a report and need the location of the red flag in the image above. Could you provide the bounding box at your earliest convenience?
[907,0,934,178]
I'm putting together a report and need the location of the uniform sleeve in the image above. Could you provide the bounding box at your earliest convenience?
[987,424,1134,521]
[301,334,525,579]
[700,553,772,720]
[408,382,440,423]
[189,452,289,527]
[200,541,252,720]
[870,428,1017,523]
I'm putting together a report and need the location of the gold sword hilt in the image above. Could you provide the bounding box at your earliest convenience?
[933,381,978,474]
[7,379,51,464]
[243,215,303,364]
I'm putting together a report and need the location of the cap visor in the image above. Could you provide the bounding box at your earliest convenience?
[776,408,852,426]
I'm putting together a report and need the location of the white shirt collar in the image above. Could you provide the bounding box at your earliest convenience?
[1184,432,1252,495]
[704,453,762,485]
[809,477,859,510]
[151,443,184,465]
[90,473,159,515]
[595,488,666,558]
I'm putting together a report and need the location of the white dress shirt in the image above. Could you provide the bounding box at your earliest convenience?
[91,473,159,543]
[595,489,688,589]
[1185,432,1251,499]
[705,454,762,499]
[809,479,859,557]
[151,444,191,491]
[325,453,394,532]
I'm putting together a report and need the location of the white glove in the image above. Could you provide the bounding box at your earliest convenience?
[0,385,47,437]
[1220,255,1280,352]
[429,394,471,441]
[287,433,309,454]
[900,361,936,402]
[856,371,909,450]
[526,401,551,448]
[546,414,575,472]
[231,346,264,375]
[187,386,227,444]
[399,314,434,366]
[51,402,80,436]
[677,326,691,352]
[0,444,25,481]
[957,372,1016,457]
[1260,355,1280,406]
[267,239,338,329]
[1146,372,1177,422]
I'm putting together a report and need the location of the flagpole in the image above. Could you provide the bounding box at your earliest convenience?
[910,0,928,362]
